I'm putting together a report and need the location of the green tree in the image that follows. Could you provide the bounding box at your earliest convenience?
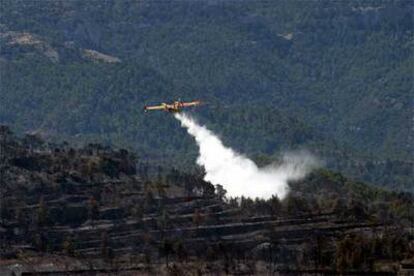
[37,198,48,227]
[62,236,75,256]
[88,196,99,223]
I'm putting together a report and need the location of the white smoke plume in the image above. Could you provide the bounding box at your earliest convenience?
[174,113,320,200]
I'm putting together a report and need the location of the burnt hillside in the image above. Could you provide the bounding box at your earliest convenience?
[0,126,413,275]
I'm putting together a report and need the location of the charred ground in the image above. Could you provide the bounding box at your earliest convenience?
[0,126,413,275]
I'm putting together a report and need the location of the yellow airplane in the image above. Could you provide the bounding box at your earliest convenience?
[144,100,201,113]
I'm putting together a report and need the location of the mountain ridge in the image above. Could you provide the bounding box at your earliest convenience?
[0,0,412,192]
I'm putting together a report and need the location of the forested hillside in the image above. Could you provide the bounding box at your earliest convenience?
[0,1,412,191]
[1,127,413,274]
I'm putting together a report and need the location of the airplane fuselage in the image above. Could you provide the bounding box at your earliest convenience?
[144,100,201,113]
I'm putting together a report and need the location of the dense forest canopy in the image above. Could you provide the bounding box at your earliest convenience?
[0,0,413,191]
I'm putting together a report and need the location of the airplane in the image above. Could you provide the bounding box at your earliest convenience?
[144,100,201,113]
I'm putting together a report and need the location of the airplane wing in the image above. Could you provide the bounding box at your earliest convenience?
[182,101,201,107]
[144,105,165,111]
